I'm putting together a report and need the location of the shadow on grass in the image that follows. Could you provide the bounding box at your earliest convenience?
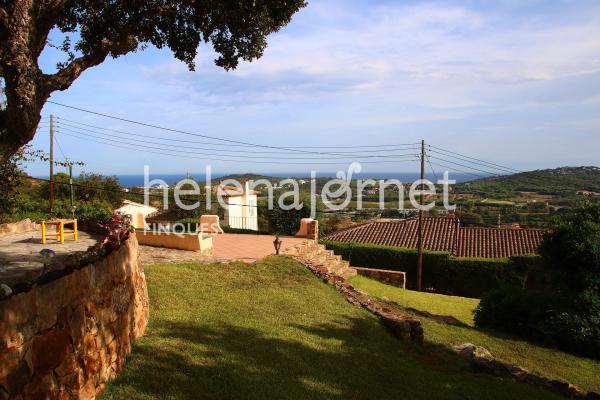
[103,315,559,400]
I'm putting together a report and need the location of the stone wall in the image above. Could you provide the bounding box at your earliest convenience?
[285,241,423,344]
[0,219,38,237]
[354,267,406,288]
[0,234,149,399]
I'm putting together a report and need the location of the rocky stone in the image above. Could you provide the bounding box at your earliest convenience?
[32,327,71,374]
[0,219,37,237]
[0,234,148,400]
[55,353,79,378]
[0,284,12,298]
[452,343,494,361]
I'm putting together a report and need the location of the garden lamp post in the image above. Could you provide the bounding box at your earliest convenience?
[273,235,282,255]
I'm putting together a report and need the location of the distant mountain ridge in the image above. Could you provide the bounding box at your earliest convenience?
[455,166,600,196]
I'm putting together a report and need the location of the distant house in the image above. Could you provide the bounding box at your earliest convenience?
[218,182,259,231]
[323,216,544,259]
[115,200,159,228]
[576,190,600,197]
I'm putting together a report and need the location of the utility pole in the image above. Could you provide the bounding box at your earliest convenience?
[416,139,425,291]
[49,114,54,213]
[68,162,75,217]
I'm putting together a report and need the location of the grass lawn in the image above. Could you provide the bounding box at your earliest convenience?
[350,275,600,394]
[480,199,516,205]
[102,256,562,400]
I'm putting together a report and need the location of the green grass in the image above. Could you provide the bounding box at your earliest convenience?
[102,256,562,399]
[480,199,516,206]
[349,275,600,394]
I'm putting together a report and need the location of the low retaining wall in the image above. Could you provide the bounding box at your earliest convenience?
[137,230,213,253]
[0,219,38,236]
[0,234,149,399]
[354,267,406,288]
[286,241,423,344]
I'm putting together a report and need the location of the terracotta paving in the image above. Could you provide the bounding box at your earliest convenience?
[139,233,307,264]
[211,234,306,263]
[0,231,307,281]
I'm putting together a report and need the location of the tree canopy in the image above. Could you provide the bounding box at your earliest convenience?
[0,0,306,161]
[539,200,600,293]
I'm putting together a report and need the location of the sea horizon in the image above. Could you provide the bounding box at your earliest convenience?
[35,171,479,187]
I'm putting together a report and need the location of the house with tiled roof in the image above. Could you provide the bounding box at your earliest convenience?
[322,217,544,259]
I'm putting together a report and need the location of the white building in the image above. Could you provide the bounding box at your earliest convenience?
[115,200,158,228]
[219,181,259,231]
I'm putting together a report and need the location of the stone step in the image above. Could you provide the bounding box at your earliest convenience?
[328,260,349,275]
[339,267,357,280]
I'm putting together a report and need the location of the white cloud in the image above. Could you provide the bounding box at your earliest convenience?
[135,1,600,114]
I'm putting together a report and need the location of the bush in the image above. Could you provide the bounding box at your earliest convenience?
[475,287,600,359]
[0,198,112,229]
[474,287,554,339]
[321,240,539,297]
[475,202,600,359]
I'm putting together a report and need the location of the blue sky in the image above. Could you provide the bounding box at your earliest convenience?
[27,0,600,177]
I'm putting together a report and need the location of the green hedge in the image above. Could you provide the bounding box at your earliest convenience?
[321,240,542,298]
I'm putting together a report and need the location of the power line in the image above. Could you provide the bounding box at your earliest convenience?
[428,146,518,175]
[54,132,67,161]
[57,117,420,152]
[56,128,420,165]
[427,161,489,179]
[48,101,420,157]
[55,124,421,160]
[428,144,576,189]
[425,153,439,182]
[427,155,501,176]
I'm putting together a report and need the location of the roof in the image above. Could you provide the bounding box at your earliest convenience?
[117,200,157,210]
[322,217,544,259]
[216,185,260,197]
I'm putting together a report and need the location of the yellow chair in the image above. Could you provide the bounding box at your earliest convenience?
[41,219,78,244]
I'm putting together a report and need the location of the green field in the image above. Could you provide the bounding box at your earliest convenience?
[480,199,516,206]
[349,276,600,393]
[102,257,560,399]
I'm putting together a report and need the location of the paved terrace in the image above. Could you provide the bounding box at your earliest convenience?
[140,233,307,264]
[0,231,307,286]
[0,231,101,286]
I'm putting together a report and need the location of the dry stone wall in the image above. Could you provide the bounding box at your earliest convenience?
[0,234,149,399]
[0,219,38,237]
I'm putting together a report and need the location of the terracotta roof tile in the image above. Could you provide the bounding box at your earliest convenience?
[323,217,544,259]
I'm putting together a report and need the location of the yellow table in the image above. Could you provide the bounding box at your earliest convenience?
[41,219,78,245]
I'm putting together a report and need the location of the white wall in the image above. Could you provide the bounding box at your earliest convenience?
[224,194,258,231]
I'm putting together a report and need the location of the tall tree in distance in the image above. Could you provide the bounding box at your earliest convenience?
[0,0,306,162]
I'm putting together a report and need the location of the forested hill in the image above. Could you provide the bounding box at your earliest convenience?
[454,166,600,196]
[217,173,278,182]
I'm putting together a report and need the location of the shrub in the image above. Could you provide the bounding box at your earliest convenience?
[475,202,600,359]
[474,287,554,339]
[321,240,539,297]
[475,287,600,359]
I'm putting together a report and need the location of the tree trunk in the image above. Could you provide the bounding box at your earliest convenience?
[0,0,49,163]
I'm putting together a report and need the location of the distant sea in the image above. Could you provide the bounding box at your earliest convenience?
[110,172,477,188]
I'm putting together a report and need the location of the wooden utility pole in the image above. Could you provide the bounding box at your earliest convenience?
[49,114,54,213]
[68,163,74,209]
[416,139,425,291]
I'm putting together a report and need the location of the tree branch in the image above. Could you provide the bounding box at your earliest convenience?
[42,45,110,92]
[30,0,66,58]
[43,32,137,93]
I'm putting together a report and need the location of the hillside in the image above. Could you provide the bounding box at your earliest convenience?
[217,173,280,183]
[454,166,600,198]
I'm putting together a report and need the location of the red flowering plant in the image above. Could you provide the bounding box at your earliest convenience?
[98,211,134,253]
